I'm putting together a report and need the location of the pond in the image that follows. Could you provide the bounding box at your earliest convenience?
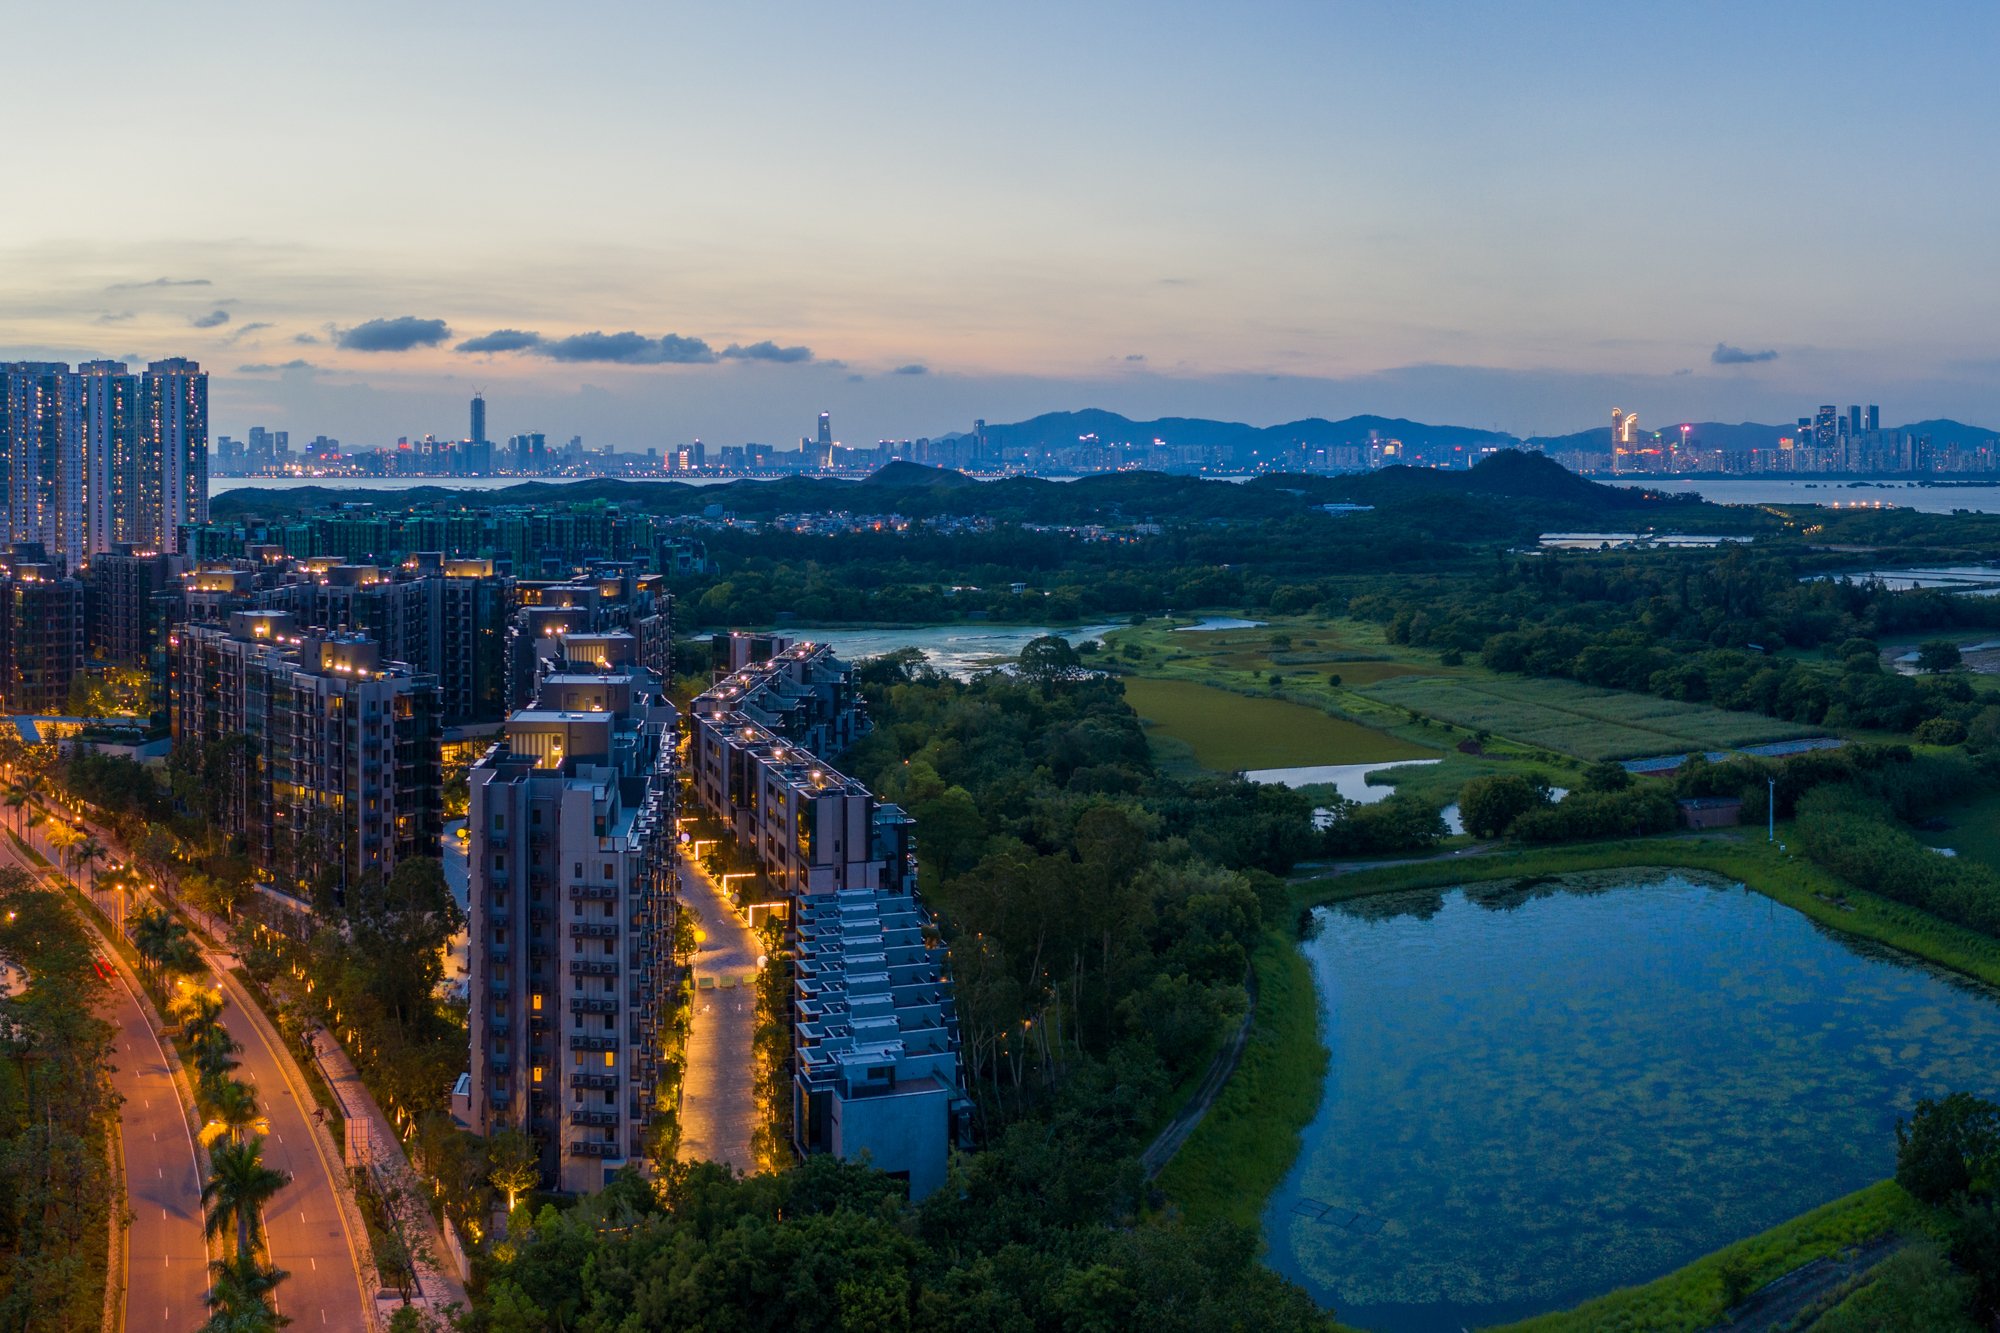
[1265,872,2000,1332]
[769,622,1124,677]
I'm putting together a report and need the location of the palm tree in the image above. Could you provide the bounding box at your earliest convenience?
[190,1024,244,1094]
[71,835,106,890]
[203,1252,290,1332]
[132,905,180,979]
[202,1137,289,1260]
[203,1078,267,1147]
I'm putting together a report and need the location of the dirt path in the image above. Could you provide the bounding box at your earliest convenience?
[1140,964,1258,1180]
[1704,1232,1906,1332]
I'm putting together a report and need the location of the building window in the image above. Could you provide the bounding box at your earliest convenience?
[603,1051,616,1068]
[531,993,542,1012]
[532,1066,543,1084]
[603,862,614,879]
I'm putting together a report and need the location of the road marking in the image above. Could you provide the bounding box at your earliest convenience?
[310,1257,317,1270]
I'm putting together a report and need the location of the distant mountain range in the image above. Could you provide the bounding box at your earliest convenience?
[945,409,1515,454]
[944,409,2000,455]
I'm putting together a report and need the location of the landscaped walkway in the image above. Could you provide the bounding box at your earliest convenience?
[674,857,761,1171]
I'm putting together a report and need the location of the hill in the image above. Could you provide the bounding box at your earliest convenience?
[952,410,1518,460]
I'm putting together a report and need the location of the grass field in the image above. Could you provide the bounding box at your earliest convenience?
[1121,676,1434,771]
[1357,674,1821,761]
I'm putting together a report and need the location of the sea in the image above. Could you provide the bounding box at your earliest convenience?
[1607,476,2000,514]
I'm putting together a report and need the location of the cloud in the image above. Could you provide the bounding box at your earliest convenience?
[94,311,135,324]
[1672,367,1693,376]
[890,363,929,376]
[1711,342,1778,365]
[845,373,866,383]
[457,328,544,354]
[721,340,814,364]
[1125,354,1146,362]
[190,309,231,329]
[293,333,319,345]
[238,359,315,373]
[337,316,452,352]
[106,277,210,291]
[535,331,716,364]
[225,321,274,344]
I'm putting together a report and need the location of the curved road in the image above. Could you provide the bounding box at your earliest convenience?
[212,970,376,1330]
[1,829,210,1329]
[10,818,375,1331]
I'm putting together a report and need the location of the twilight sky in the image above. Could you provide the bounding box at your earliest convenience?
[3,1,1996,447]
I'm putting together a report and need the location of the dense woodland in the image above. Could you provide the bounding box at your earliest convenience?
[475,654,1333,1331]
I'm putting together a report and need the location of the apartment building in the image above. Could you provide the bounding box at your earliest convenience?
[167,611,442,895]
[0,549,85,715]
[686,636,911,902]
[687,634,962,1191]
[466,646,679,1194]
[791,887,964,1198]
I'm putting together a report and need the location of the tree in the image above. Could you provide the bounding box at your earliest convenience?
[1581,760,1633,793]
[71,835,106,889]
[1018,635,1081,691]
[203,1137,291,1259]
[1917,640,1964,674]
[487,1128,542,1215]
[203,1252,290,1332]
[205,1078,267,1146]
[1896,1092,2000,1206]
[1456,774,1551,839]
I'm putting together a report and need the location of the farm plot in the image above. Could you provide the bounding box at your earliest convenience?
[1357,674,1822,761]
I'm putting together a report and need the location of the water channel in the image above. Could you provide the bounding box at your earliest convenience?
[1265,871,2000,1331]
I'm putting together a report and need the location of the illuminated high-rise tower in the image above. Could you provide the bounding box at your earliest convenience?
[471,392,487,446]
[1,362,83,564]
[137,359,208,555]
[77,361,138,555]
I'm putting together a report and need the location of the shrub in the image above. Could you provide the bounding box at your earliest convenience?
[1456,774,1550,838]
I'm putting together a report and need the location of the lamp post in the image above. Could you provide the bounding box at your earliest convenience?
[1768,775,1776,844]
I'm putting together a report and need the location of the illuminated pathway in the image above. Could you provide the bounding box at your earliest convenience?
[674,856,761,1171]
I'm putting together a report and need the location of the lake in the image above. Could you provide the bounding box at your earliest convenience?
[1266,872,2000,1332]
[772,622,1124,677]
[1611,477,2000,513]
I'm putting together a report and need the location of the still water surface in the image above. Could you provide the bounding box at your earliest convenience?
[1267,872,2000,1332]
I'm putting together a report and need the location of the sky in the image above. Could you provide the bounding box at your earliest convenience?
[3,1,1996,447]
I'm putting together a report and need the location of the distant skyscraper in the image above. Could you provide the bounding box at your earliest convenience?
[1814,405,1838,451]
[0,358,204,569]
[77,360,137,556]
[137,358,209,556]
[1866,405,1880,433]
[817,411,832,448]
[2,363,83,565]
[471,392,487,446]
[1847,406,1862,439]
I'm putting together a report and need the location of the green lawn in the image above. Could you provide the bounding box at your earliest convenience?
[1121,676,1434,771]
[1357,674,1821,761]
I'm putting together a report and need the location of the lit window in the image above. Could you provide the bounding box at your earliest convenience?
[531,993,542,1012]
[532,1066,543,1084]
[603,1051,616,1068]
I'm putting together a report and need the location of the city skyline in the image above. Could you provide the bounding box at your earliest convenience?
[5,4,1999,446]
